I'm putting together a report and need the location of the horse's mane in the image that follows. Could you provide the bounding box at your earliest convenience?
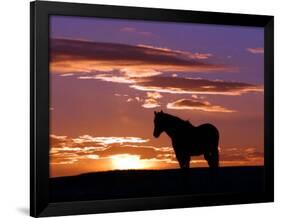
[185,120,194,128]
[162,112,193,128]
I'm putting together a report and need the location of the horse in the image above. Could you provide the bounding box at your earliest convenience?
[153,111,219,169]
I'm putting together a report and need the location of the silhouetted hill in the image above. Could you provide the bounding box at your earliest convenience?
[50,166,264,202]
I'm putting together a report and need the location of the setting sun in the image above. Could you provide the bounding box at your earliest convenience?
[111,154,145,170]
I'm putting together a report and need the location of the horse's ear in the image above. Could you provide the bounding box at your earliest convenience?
[154,111,157,115]
[160,110,163,113]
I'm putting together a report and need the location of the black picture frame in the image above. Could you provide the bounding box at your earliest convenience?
[30,1,274,217]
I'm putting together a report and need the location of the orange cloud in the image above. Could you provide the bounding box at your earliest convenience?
[50,38,233,75]
[220,146,264,165]
[137,44,213,60]
[146,92,162,99]
[73,135,149,145]
[113,91,162,109]
[142,98,161,109]
[131,76,263,96]
[50,135,263,177]
[141,92,163,109]
[167,98,235,113]
[50,134,263,166]
[246,47,264,54]
[78,73,135,84]
[50,134,174,166]
[76,72,262,96]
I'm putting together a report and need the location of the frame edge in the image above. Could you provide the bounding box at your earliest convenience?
[31,1,51,216]
[30,1,35,216]
[264,16,274,202]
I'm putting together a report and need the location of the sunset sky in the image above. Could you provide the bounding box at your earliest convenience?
[49,15,264,177]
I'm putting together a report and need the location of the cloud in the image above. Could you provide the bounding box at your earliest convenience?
[141,92,163,109]
[146,92,162,99]
[78,73,135,84]
[139,32,154,37]
[50,135,150,161]
[50,134,68,147]
[93,144,173,160]
[137,44,213,60]
[50,134,263,170]
[51,39,260,100]
[73,135,149,145]
[120,27,154,37]
[246,47,264,54]
[50,134,175,165]
[191,94,205,99]
[131,76,263,96]
[50,38,232,75]
[60,73,74,77]
[220,147,263,164]
[120,27,137,32]
[125,96,142,103]
[167,99,235,113]
[142,98,161,108]
[51,39,262,97]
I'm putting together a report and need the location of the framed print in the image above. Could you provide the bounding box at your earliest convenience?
[30,1,274,217]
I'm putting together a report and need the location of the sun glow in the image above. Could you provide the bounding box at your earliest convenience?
[111,154,146,170]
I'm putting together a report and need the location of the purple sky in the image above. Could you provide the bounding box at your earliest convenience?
[50,15,264,83]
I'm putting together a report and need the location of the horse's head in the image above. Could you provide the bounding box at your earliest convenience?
[153,110,165,138]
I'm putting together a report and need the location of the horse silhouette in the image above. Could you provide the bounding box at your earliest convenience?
[153,111,219,169]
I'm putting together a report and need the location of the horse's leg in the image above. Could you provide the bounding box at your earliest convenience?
[179,160,186,169]
[176,153,185,169]
[185,155,190,168]
[180,158,189,169]
[175,149,188,169]
[204,152,211,167]
[210,135,220,168]
[209,148,219,168]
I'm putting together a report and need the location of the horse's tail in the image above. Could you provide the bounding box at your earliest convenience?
[210,147,219,168]
[210,132,219,167]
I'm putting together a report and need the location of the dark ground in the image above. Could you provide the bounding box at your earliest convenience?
[50,166,265,202]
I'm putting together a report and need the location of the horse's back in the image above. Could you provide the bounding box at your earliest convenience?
[197,123,219,133]
[195,123,219,144]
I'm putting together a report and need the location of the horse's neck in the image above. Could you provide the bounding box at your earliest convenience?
[164,117,188,139]
[164,127,175,139]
